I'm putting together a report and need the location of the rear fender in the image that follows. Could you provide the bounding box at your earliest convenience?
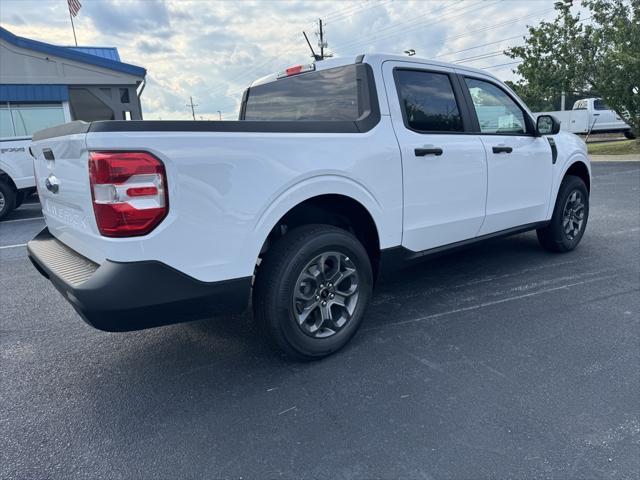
[244,175,392,272]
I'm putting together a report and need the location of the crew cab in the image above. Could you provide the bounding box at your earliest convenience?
[27,54,591,359]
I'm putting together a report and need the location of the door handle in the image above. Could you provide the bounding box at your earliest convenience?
[415,147,443,157]
[492,146,513,154]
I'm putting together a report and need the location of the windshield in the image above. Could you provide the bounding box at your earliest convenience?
[243,64,369,121]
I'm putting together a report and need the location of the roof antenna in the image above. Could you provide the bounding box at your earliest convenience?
[303,31,322,61]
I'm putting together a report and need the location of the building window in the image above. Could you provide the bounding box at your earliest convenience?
[0,105,13,138]
[119,88,130,104]
[69,88,115,122]
[0,102,65,138]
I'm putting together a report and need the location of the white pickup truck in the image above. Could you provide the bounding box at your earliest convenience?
[535,98,635,138]
[0,137,35,218]
[27,54,591,359]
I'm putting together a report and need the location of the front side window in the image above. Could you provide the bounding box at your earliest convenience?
[395,69,464,132]
[594,99,610,111]
[465,78,528,134]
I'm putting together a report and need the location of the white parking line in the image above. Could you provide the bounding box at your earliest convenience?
[1,217,44,224]
[0,243,27,250]
[364,273,619,332]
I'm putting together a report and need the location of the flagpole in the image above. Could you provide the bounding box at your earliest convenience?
[68,6,78,46]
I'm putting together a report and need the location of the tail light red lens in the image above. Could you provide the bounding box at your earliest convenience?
[88,151,168,237]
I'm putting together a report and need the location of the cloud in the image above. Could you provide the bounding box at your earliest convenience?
[0,0,589,120]
[84,0,172,37]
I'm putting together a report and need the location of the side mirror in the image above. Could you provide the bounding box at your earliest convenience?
[537,114,561,136]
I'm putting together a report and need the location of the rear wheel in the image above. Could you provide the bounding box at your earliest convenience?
[537,175,589,252]
[0,180,16,221]
[253,224,373,360]
[624,130,636,140]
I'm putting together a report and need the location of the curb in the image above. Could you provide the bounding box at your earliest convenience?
[590,155,640,162]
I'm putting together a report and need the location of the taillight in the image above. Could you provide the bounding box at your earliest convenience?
[88,151,168,237]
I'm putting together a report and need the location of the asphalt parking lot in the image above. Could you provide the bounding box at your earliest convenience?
[1,162,639,479]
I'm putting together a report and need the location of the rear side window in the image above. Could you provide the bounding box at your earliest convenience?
[244,65,368,121]
[395,69,464,132]
[464,78,528,134]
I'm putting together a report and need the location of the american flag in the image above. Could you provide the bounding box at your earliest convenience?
[67,0,82,17]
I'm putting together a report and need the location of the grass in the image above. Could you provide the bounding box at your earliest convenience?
[587,139,640,156]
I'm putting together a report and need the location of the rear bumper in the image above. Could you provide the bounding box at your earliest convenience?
[27,228,251,332]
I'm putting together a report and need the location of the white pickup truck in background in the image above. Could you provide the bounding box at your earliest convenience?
[534,97,635,138]
[27,54,592,359]
[1,103,72,219]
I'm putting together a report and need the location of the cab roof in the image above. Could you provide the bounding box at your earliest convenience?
[250,52,500,88]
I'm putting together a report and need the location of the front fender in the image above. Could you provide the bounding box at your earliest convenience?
[546,132,591,218]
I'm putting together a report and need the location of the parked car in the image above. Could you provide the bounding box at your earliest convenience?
[534,98,635,138]
[0,103,73,219]
[27,54,591,359]
[0,137,34,218]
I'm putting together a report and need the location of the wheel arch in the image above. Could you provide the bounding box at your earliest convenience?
[564,160,591,193]
[249,178,387,278]
[0,168,18,191]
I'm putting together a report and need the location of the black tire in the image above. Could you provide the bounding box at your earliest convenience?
[15,191,26,209]
[537,175,589,252]
[0,180,17,221]
[253,224,373,360]
[624,130,636,140]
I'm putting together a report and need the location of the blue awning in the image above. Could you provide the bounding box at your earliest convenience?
[0,84,69,102]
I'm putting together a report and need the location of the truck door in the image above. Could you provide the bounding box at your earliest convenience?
[592,99,621,131]
[458,73,553,235]
[382,61,487,252]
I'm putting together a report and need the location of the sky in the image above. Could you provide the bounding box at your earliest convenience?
[0,0,589,120]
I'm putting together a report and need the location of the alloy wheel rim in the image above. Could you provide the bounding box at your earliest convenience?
[563,189,585,240]
[292,251,360,338]
[0,191,5,212]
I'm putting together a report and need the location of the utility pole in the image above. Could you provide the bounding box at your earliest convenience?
[186,96,198,120]
[315,18,332,60]
[319,18,325,60]
[217,110,222,121]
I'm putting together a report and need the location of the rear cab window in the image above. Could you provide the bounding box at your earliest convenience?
[242,64,377,124]
[394,69,465,133]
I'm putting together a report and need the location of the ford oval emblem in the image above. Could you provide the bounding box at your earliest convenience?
[45,174,60,194]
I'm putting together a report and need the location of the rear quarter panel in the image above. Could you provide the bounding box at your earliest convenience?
[82,117,402,282]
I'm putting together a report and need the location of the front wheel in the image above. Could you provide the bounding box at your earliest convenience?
[624,130,636,140]
[253,225,373,360]
[537,175,589,252]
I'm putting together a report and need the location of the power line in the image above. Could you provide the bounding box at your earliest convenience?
[335,3,556,55]
[482,60,522,70]
[434,35,523,59]
[333,0,473,52]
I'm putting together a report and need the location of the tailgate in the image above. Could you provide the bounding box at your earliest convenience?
[30,122,103,263]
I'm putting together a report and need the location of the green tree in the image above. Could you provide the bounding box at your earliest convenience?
[506,0,639,137]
